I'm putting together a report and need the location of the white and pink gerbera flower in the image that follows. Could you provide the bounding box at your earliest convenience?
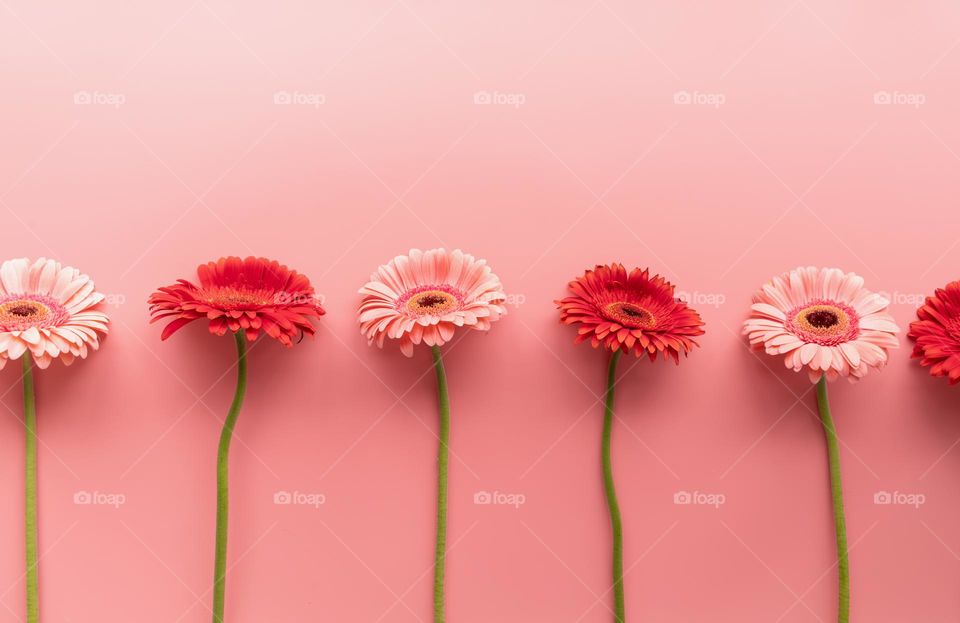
[0,258,109,369]
[358,248,507,356]
[743,266,899,382]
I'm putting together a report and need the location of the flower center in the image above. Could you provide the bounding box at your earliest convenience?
[0,296,64,332]
[603,302,655,329]
[786,301,859,345]
[203,288,272,309]
[406,289,458,316]
[805,309,839,328]
[9,304,38,317]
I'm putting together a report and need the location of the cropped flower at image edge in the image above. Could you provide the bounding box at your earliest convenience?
[0,258,109,369]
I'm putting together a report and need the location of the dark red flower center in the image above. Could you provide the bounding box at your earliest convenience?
[417,294,448,308]
[805,309,839,328]
[8,304,38,317]
[603,302,656,329]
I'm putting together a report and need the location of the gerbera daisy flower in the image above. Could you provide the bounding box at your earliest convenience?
[149,256,323,623]
[743,266,900,383]
[358,248,505,623]
[908,280,960,384]
[743,266,899,623]
[0,257,109,369]
[148,256,324,346]
[0,258,109,623]
[555,263,703,623]
[358,248,507,356]
[556,263,704,363]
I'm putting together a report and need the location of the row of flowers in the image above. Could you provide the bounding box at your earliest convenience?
[3,251,957,623]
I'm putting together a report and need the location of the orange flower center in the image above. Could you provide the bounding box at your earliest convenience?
[603,302,655,329]
[796,305,847,334]
[406,290,458,316]
[786,301,859,345]
[0,297,61,331]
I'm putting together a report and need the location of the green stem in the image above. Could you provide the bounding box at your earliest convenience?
[816,377,849,623]
[431,345,450,623]
[23,354,38,623]
[212,332,248,623]
[602,350,624,623]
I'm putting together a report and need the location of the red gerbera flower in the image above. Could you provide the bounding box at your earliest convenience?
[908,280,960,384]
[557,263,705,362]
[148,256,325,346]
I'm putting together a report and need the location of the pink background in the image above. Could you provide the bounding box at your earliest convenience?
[1,1,959,621]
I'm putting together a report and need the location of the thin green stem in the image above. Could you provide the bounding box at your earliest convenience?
[431,345,450,623]
[602,350,624,623]
[212,332,248,623]
[23,354,38,623]
[816,377,849,623]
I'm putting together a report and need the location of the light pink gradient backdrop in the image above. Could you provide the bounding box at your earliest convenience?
[1,1,959,621]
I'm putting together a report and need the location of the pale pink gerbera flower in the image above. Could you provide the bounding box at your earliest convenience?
[358,248,507,356]
[0,258,109,369]
[743,266,899,382]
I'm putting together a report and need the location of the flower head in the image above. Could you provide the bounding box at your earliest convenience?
[556,263,704,362]
[743,266,900,382]
[358,248,506,356]
[908,280,960,384]
[149,256,324,346]
[0,258,109,369]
